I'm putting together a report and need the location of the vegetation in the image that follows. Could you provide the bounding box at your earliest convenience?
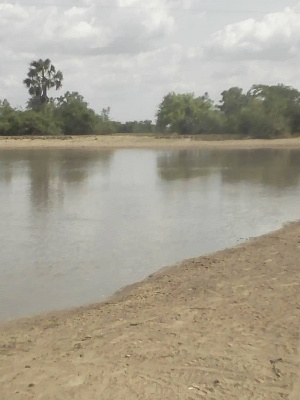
[156,92,223,135]
[1,58,300,138]
[116,120,156,134]
[0,59,118,136]
[156,85,300,138]
[24,59,63,110]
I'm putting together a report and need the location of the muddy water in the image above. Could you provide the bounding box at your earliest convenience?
[0,148,299,320]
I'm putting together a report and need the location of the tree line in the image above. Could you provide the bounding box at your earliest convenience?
[156,86,300,138]
[1,58,300,138]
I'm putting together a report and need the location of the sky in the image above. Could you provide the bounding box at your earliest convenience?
[1,0,300,122]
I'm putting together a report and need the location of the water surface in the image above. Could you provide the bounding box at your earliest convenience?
[0,148,299,320]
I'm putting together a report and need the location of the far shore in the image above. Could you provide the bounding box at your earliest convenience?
[0,222,299,399]
[1,134,300,150]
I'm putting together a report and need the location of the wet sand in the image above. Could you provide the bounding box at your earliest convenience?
[0,222,299,399]
[1,134,300,150]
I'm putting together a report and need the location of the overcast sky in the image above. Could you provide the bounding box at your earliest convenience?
[1,0,300,121]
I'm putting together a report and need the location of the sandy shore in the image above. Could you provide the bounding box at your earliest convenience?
[1,135,300,150]
[0,222,299,399]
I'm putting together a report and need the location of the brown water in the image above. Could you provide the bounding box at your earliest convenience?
[0,148,299,321]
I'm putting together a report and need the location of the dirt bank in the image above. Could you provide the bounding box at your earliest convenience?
[1,135,300,150]
[0,222,299,399]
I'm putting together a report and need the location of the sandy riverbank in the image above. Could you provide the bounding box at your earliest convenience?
[0,222,299,399]
[1,135,300,150]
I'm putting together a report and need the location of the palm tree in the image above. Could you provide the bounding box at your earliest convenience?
[24,59,63,105]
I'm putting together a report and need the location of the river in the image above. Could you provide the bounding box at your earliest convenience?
[0,147,299,320]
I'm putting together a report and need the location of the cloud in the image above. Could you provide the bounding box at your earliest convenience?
[58,43,190,119]
[0,0,175,58]
[205,7,300,61]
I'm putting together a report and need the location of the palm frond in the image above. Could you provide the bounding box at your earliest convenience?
[24,58,63,103]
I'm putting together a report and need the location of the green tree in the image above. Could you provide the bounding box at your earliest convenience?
[118,120,156,134]
[0,100,61,136]
[156,92,219,134]
[238,97,279,138]
[55,91,117,135]
[218,85,300,136]
[55,92,96,135]
[18,111,61,136]
[156,92,194,133]
[249,84,300,134]
[0,100,18,135]
[218,87,249,134]
[24,59,63,110]
[219,87,248,115]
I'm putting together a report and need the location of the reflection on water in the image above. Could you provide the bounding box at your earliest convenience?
[0,150,112,209]
[157,148,300,188]
[0,148,299,320]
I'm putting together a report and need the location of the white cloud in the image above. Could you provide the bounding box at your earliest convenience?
[0,0,175,57]
[205,7,300,61]
[62,21,101,40]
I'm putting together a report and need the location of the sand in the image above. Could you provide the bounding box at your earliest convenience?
[0,221,299,399]
[0,135,299,399]
[1,134,300,150]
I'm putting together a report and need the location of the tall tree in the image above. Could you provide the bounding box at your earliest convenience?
[156,92,219,134]
[249,84,300,134]
[219,87,248,115]
[24,59,63,108]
